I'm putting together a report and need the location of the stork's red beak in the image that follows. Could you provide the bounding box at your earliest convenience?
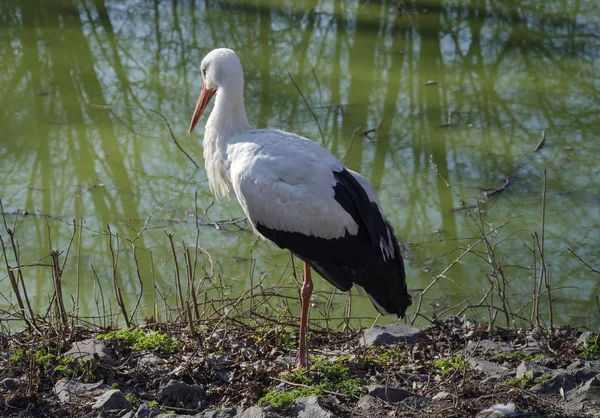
[189,84,216,133]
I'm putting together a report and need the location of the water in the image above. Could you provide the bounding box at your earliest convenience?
[1,0,599,329]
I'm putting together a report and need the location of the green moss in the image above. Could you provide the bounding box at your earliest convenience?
[434,356,467,375]
[495,351,546,362]
[260,387,320,408]
[97,328,178,352]
[8,349,26,365]
[259,356,363,408]
[506,372,552,388]
[125,393,140,408]
[147,400,159,408]
[35,349,57,366]
[577,336,600,360]
[53,357,96,381]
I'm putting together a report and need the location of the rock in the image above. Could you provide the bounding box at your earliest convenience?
[468,358,509,377]
[527,328,542,342]
[209,354,234,371]
[134,403,161,418]
[531,372,577,394]
[85,412,122,418]
[566,375,600,405]
[466,340,511,355]
[201,408,238,418]
[1,377,25,391]
[402,395,433,410]
[475,402,515,418]
[567,360,600,381]
[137,353,166,367]
[360,324,423,346]
[54,379,110,403]
[65,338,115,366]
[519,342,547,357]
[292,396,336,418]
[515,361,550,379]
[356,394,385,410]
[92,389,132,410]
[155,415,196,418]
[159,379,206,409]
[576,331,595,347]
[236,406,283,418]
[432,391,450,401]
[367,385,411,402]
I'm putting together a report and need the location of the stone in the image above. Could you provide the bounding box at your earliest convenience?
[54,379,109,403]
[137,353,166,367]
[209,354,234,370]
[360,324,423,346]
[402,395,433,410]
[201,408,238,418]
[515,361,550,379]
[519,343,547,357]
[356,394,385,410]
[236,406,283,418]
[1,377,25,391]
[134,403,161,418]
[92,389,132,410]
[527,328,543,342]
[159,379,206,409]
[576,331,595,347]
[567,360,600,381]
[475,403,515,418]
[466,340,511,355]
[566,375,600,404]
[531,372,577,394]
[432,391,450,401]
[468,358,509,377]
[367,385,411,402]
[292,396,336,418]
[65,338,115,366]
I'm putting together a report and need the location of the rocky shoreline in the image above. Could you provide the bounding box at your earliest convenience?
[1,317,599,417]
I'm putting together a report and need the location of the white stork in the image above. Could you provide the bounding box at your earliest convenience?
[188,48,411,370]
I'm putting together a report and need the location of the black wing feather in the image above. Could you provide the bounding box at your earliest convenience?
[256,168,411,317]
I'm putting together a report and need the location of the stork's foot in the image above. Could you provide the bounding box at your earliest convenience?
[279,361,308,376]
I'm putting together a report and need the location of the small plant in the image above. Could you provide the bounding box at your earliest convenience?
[36,349,57,366]
[577,336,600,360]
[259,356,363,408]
[434,356,467,375]
[125,393,140,408]
[260,387,319,408]
[111,383,120,389]
[8,349,26,365]
[147,400,159,408]
[495,351,546,362]
[98,328,179,352]
[53,357,96,381]
[506,372,552,388]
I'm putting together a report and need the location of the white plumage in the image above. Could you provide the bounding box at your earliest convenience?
[189,48,410,370]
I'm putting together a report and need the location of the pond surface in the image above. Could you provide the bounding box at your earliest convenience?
[1,0,599,330]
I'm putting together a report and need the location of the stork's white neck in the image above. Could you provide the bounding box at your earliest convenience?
[203,85,251,198]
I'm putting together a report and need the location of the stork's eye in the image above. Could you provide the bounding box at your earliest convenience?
[202,68,207,77]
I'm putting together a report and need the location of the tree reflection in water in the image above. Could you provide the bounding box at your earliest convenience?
[0,0,598,327]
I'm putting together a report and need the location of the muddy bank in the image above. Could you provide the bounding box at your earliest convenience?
[1,317,598,417]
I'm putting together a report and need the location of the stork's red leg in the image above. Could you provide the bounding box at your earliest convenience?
[294,261,313,371]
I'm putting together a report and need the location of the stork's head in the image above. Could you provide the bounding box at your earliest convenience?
[189,48,244,133]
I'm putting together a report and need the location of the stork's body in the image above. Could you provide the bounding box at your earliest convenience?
[189,48,411,369]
